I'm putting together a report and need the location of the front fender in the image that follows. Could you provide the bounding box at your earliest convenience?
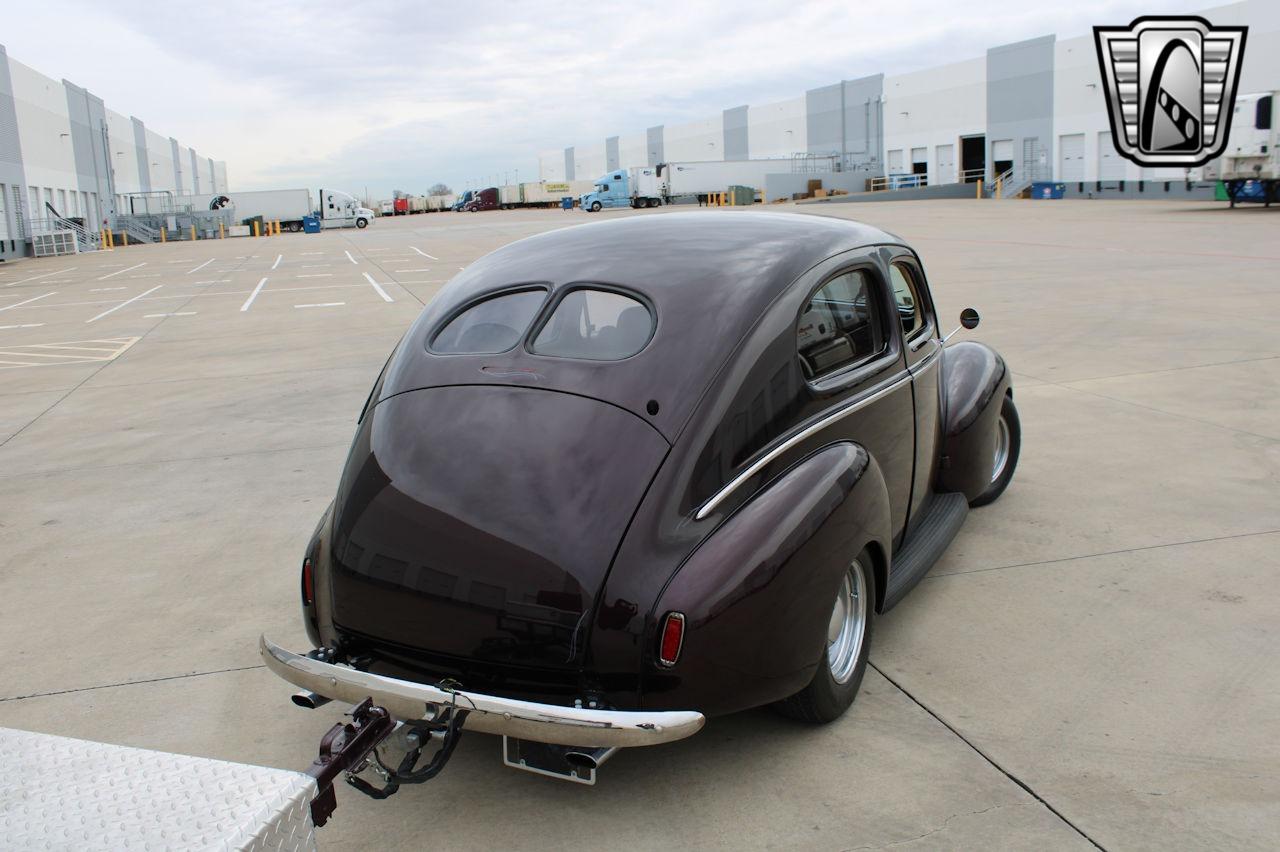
[644,442,891,716]
[938,341,1011,500]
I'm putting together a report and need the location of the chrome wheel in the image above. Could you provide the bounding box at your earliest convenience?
[991,414,1011,483]
[827,561,868,684]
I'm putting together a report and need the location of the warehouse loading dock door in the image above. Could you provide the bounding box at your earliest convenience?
[992,139,1014,179]
[1059,134,1085,182]
[960,135,984,182]
[1098,132,1126,181]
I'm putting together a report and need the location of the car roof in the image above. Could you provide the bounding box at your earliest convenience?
[381,212,904,441]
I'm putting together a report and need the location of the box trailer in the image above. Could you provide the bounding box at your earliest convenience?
[176,189,313,231]
[664,159,799,199]
[1212,91,1279,207]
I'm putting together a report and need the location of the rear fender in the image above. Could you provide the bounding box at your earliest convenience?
[938,341,1011,500]
[644,442,891,716]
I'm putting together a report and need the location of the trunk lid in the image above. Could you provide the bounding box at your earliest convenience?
[328,385,668,677]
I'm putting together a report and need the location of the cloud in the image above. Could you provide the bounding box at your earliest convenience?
[3,0,1209,197]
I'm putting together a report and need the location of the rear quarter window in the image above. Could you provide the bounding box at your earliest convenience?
[431,288,546,354]
[531,289,654,361]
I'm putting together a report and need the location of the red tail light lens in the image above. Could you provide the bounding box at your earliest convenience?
[301,557,314,605]
[658,612,685,667]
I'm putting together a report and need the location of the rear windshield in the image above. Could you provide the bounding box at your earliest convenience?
[531,289,654,360]
[431,289,546,354]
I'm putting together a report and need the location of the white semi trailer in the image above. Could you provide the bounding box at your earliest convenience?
[175,188,373,230]
[1214,91,1278,207]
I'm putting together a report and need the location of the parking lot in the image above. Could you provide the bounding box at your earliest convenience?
[1,199,1276,849]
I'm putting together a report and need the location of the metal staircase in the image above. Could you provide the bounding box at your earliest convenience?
[117,216,161,244]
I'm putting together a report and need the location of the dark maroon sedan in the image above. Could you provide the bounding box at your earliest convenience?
[263,211,1019,788]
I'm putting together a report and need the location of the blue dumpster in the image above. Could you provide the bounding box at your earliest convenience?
[561,196,574,210]
[302,215,321,233]
[1031,182,1066,199]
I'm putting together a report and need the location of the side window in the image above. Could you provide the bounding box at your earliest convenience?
[889,262,928,341]
[431,288,546,354]
[797,269,885,379]
[1258,94,1273,131]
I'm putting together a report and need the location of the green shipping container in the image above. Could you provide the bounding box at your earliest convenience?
[728,185,755,206]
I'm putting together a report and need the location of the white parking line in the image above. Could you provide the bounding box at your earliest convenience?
[301,264,331,268]
[0,323,44,330]
[411,247,438,259]
[86,285,164,323]
[187,258,215,274]
[7,268,74,287]
[90,287,126,292]
[240,277,269,312]
[301,251,323,255]
[192,279,232,285]
[344,250,357,265]
[296,273,333,278]
[143,312,197,318]
[271,254,283,270]
[128,274,161,279]
[0,292,57,312]
[398,268,434,272]
[295,302,345,309]
[362,272,394,303]
[98,262,146,281]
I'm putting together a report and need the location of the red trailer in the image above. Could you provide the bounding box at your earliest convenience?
[393,197,410,215]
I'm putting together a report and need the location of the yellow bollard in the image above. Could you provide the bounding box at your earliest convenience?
[160,227,166,243]
[976,179,983,199]
[191,224,197,241]
[274,220,281,235]
[995,177,1003,200]
[122,230,128,247]
[219,222,225,239]
[253,220,260,237]
[99,228,106,248]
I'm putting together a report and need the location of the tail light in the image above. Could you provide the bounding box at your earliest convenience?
[301,557,315,606]
[657,612,685,667]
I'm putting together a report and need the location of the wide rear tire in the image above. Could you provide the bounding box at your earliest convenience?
[775,553,876,723]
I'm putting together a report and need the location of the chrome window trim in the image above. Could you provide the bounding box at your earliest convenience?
[694,370,913,521]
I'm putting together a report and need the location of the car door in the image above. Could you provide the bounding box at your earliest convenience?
[793,256,916,545]
[883,249,943,535]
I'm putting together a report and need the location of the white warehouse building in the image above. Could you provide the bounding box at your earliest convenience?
[538,0,1277,197]
[0,44,228,261]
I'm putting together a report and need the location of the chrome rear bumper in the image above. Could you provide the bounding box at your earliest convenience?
[260,635,704,749]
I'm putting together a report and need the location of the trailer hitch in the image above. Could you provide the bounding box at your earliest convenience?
[304,697,470,826]
[305,698,395,826]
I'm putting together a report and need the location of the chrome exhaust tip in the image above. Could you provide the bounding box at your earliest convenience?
[291,690,332,709]
[563,746,618,770]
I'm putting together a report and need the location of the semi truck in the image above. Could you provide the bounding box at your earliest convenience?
[1214,91,1278,207]
[451,190,475,211]
[579,167,666,211]
[463,187,500,211]
[315,189,374,228]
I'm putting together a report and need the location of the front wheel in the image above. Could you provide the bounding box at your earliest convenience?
[970,394,1020,507]
[775,554,875,723]
[356,218,368,229]
[590,201,602,212]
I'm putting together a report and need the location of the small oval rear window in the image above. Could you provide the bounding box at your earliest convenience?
[531,289,654,361]
[431,289,546,354]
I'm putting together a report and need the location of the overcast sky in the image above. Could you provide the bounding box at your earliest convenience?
[4,0,1210,198]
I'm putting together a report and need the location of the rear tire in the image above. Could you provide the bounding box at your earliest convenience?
[970,394,1020,507]
[775,553,876,723]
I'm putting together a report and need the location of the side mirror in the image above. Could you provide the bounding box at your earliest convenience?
[943,308,981,344]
